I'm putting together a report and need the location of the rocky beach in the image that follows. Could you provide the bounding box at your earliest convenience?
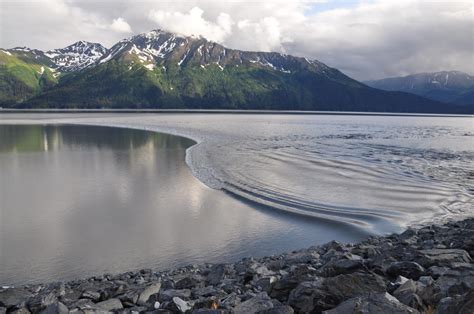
[1,218,473,313]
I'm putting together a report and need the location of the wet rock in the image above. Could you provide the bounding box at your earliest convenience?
[233,292,275,314]
[94,298,123,311]
[386,262,425,280]
[323,292,420,314]
[137,282,161,305]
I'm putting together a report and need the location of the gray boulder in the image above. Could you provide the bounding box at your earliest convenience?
[386,262,425,280]
[323,292,419,313]
[233,292,275,314]
[137,282,161,305]
[94,298,123,311]
[416,249,471,267]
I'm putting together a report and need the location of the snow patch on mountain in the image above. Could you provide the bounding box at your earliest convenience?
[46,41,107,72]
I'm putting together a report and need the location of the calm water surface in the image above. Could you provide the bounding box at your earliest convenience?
[0,113,473,285]
[0,123,366,285]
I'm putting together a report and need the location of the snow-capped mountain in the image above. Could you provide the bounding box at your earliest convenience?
[365,71,474,104]
[98,29,350,81]
[45,41,107,72]
[1,29,471,113]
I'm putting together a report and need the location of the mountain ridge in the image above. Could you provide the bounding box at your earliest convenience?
[364,71,474,105]
[0,30,472,113]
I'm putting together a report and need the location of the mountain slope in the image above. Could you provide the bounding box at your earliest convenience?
[0,48,58,106]
[45,41,107,72]
[364,71,474,105]
[1,30,471,113]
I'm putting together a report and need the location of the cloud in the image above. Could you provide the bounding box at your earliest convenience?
[148,7,233,43]
[110,17,132,33]
[1,0,472,80]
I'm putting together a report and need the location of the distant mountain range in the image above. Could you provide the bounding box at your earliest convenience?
[365,71,474,106]
[0,30,471,113]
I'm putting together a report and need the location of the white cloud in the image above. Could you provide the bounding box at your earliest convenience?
[1,0,472,80]
[148,7,233,43]
[110,17,132,33]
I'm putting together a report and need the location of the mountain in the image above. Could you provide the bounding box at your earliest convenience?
[0,48,58,105]
[0,30,471,113]
[45,41,107,72]
[364,71,474,105]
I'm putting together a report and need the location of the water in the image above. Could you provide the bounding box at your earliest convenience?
[0,114,473,285]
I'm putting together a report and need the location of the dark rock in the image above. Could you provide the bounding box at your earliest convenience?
[27,292,57,313]
[10,307,30,314]
[0,288,32,309]
[257,305,294,314]
[233,292,275,314]
[207,265,227,286]
[386,262,425,280]
[159,289,191,302]
[269,278,298,302]
[416,249,471,267]
[392,280,424,311]
[40,302,69,314]
[324,272,387,302]
[323,292,420,314]
[288,279,333,312]
[436,291,474,314]
[176,277,203,290]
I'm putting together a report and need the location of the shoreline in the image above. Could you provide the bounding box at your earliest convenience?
[1,218,472,313]
[1,108,472,118]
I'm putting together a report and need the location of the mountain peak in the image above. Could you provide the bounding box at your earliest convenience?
[45,41,107,72]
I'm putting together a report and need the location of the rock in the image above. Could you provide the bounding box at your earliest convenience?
[255,277,277,293]
[172,297,192,313]
[0,288,32,309]
[80,290,101,302]
[417,276,434,286]
[436,291,474,314]
[94,298,123,311]
[416,249,471,267]
[324,272,387,302]
[10,308,30,314]
[288,279,332,313]
[176,277,203,290]
[207,265,227,286]
[159,289,192,302]
[233,292,275,314]
[323,292,420,313]
[27,292,57,313]
[285,251,320,264]
[192,286,220,298]
[386,262,425,280]
[257,305,294,314]
[393,280,424,311]
[40,302,69,314]
[0,307,5,314]
[137,282,161,305]
[269,278,298,302]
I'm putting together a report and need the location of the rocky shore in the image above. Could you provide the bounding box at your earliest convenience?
[1,218,473,314]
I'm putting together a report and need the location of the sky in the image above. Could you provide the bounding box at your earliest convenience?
[0,0,473,80]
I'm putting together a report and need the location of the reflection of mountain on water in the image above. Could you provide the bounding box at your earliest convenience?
[0,125,195,153]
